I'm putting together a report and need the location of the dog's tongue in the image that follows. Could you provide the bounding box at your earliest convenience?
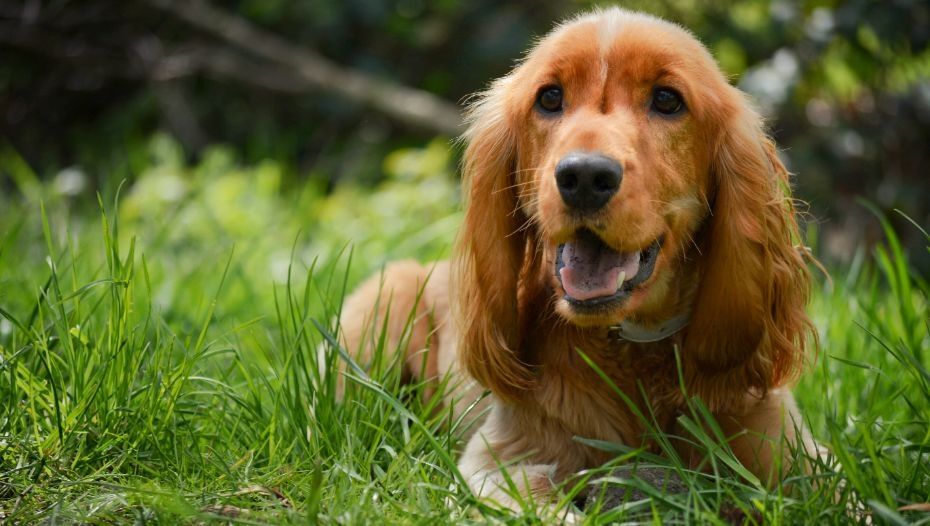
[559,233,641,301]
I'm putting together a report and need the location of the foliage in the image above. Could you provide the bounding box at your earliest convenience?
[0,136,463,522]
[2,1,928,271]
[0,0,562,178]
[1,146,928,523]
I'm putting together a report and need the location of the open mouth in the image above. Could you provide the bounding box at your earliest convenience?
[555,229,661,308]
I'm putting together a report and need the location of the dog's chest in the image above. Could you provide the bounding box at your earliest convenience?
[535,338,683,446]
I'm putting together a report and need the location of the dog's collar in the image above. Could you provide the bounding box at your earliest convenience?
[610,313,690,343]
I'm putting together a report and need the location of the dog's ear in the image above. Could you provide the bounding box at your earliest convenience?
[683,93,817,409]
[453,77,535,403]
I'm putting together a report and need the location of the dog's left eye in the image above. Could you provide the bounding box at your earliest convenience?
[651,87,684,115]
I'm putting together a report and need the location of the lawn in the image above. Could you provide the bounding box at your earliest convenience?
[1,136,928,524]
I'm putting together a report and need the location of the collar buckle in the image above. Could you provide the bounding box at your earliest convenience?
[610,313,690,343]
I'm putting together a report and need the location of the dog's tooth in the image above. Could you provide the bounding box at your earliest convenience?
[616,270,627,288]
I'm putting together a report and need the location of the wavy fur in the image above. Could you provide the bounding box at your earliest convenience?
[337,7,821,512]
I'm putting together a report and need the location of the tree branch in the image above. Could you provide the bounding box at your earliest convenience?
[151,47,314,94]
[143,0,463,135]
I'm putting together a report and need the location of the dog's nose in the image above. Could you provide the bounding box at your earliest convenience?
[555,153,623,212]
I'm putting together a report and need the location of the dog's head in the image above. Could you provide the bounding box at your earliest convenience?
[454,8,816,406]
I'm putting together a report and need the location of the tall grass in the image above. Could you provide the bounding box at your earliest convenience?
[0,140,927,523]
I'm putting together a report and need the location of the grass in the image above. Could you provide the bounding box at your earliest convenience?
[1,138,928,524]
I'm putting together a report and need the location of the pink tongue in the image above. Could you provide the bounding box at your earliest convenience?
[559,235,641,301]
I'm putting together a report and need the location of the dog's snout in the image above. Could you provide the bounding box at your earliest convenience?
[555,153,623,212]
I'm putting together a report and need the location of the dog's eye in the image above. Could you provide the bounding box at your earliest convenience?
[536,86,564,113]
[651,87,684,115]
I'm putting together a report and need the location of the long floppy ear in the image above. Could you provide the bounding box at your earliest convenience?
[683,94,817,410]
[452,76,534,403]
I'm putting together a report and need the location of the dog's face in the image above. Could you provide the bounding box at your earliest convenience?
[507,12,730,327]
[457,8,813,402]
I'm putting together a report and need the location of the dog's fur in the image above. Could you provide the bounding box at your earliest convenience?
[335,7,819,511]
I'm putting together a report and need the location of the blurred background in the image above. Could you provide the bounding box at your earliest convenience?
[2,0,929,274]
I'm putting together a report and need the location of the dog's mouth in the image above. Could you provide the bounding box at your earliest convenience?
[555,229,662,308]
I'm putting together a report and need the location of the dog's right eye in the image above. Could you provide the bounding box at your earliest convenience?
[536,86,564,113]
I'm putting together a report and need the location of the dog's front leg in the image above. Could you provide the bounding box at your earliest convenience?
[457,404,582,522]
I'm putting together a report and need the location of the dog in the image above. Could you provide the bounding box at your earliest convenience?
[333,6,820,514]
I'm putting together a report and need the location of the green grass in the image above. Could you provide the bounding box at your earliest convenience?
[1,138,928,524]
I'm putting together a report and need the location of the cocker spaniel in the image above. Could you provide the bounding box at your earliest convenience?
[335,6,820,514]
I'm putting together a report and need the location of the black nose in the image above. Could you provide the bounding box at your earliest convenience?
[555,153,623,212]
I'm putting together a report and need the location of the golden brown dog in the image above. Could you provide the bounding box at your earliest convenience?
[335,7,819,513]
